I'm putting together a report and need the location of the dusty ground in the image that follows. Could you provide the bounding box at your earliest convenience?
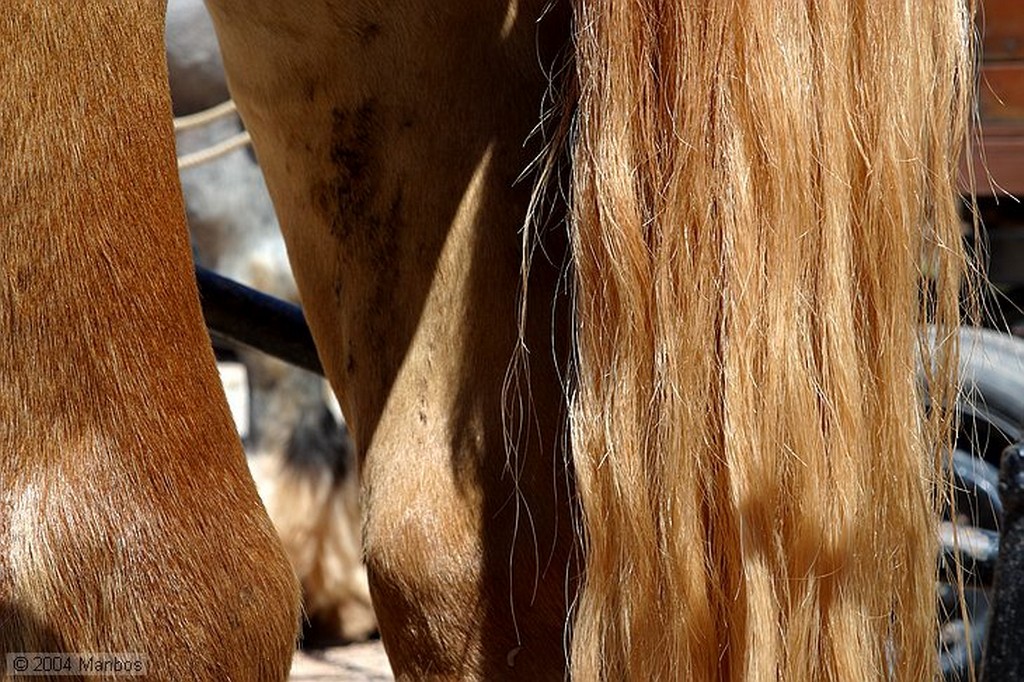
[290,641,394,681]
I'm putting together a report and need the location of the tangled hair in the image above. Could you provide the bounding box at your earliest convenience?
[566,1,974,679]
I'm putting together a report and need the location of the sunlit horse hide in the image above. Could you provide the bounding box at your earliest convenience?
[1,3,299,679]
[2,1,972,681]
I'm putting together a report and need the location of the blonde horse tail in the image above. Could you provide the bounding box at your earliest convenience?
[567,1,974,679]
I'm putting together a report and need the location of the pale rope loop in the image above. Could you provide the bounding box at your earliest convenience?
[173,99,252,170]
[177,131,252,170]
[173,99,238,132]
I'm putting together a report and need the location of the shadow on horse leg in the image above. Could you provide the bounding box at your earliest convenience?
[205,0,575,676]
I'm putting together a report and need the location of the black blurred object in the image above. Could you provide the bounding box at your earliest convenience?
[981,443,1024,681]
[195,266,324,376]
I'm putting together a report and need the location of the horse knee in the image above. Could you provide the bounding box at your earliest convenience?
[362,484,488,677]
[1,438,301,681]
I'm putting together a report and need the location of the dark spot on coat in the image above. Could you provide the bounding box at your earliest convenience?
[356,21,382,45]
[312,100,408,377]
[315,102,377,242]
[313,101,405,282]
[311,99,403,248]
[13,264,34,293]
[303,78,317,103]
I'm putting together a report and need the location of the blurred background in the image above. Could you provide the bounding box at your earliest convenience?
[166,1,389,678]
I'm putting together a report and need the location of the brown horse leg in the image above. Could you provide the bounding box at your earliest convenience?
[0,3,300,679]
[206,0,575,677]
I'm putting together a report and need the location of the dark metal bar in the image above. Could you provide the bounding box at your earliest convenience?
[194,265,324,376]
[982,442,1024,681]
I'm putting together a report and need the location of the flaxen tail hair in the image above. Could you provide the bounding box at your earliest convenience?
[566,1,974,679]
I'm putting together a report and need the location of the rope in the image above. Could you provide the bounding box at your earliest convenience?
[173,99,252,170]
[177,131,252,170]
[173,99,238,132]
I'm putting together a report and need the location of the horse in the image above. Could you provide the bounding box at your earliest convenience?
[168,0,375,643]
[2,1,973,680]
